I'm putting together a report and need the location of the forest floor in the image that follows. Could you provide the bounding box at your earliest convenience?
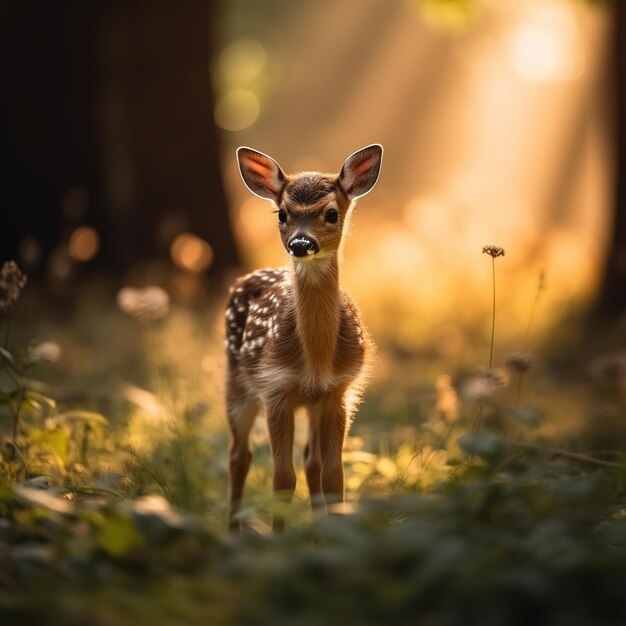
[1,278,626,625]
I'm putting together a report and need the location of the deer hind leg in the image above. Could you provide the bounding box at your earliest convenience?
[227,391,259,532]
[304,406,324,513]
[265,396,296,532]
[319,391,348,509]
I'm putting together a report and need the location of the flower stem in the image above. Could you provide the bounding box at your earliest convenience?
[489,257,496,369]
[4,312,11,350]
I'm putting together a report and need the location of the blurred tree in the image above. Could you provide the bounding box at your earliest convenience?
[594,0,626,320]
[416,0,624,322]
[0,0,239,284]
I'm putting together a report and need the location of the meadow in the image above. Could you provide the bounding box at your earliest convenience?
[1,250,626,626]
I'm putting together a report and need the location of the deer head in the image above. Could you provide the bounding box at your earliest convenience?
[237,145,383,260]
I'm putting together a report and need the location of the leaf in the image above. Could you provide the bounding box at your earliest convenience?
[25,390,57,412]
[458,432,505,460]
[96,511,143,556]
[376,457,398,479]
[21,475,50,489]
[30,427,71,464]
[0,345,20,373]
[13,485,73,514]
[55,410,107,426]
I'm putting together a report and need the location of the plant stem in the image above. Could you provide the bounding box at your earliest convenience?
[503,438,620,468]
[488,257,496,369]
[4,312,11,350]
[515,372,524,407]
[522,270,545,353]
[522,290,539,353]
[11,384,26,449]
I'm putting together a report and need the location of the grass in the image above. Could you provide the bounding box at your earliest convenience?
[1,256,626,625]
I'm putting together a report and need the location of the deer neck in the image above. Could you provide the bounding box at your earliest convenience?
[292,254,340,380]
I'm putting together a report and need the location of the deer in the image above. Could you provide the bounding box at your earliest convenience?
[226,144,383,531]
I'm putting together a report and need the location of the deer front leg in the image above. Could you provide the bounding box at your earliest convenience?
[266,396,296,532]
[227,395,259,532]
[319,392,348,509]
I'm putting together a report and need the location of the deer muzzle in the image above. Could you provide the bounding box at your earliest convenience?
[288,235,319,257]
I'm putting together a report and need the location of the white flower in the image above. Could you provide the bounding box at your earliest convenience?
[116,286,170,323]
[28,341,61,365]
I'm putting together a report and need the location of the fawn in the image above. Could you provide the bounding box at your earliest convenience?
[226,144,383,531]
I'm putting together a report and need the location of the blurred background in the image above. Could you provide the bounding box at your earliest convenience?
[0,0,624,387]
[3,4,626,607]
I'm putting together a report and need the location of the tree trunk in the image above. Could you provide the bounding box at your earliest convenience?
[97,0,240,277]
[0,0,240,283]
[594,0,626,319]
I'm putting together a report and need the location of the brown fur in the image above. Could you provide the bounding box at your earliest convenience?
[227,145,382,531]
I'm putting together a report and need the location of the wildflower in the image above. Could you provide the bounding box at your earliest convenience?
[481,367,510,388]
[589,353,626,382]
[435,374,459,423]
[462,367,510,401]
[505,352,534,374]
[27,341,62,365]
[482,245,505,258]
[140,287,170,322]
[511,406,544,429]
[585,403,620,423]
[117,286,170,323]
[482,245,505,368]
[0,261,27,311]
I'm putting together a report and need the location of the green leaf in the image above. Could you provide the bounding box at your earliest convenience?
[0,345,20,373]
[96,511,143,556]
[25,390,57,412]
[55,410,107,426]
[30,427,71,464]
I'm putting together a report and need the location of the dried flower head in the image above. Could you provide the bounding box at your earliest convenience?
[482,245,505,258]
[505,352,535,373]
[27,341,62,365]
[0,261,27,311]
[117,286,170,323]
[584,403,620,424]
[589,353,626,383]
[462,367,510,401]
[479,366,510,388]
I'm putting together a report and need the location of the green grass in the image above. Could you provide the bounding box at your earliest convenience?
[1,278,626,625]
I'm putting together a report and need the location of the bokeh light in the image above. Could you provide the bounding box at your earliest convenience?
[170,232,214,272]
[216,39,267,87]
[214,90,260,131]
[68,226,100,262]
[509,2,585,82]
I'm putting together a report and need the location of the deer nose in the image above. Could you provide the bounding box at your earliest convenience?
[288,235,318,257]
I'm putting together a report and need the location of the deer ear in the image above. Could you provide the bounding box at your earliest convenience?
[338,144,383,200]
[237,147,286,202]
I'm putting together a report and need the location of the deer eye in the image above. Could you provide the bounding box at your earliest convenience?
[278,210,287,224]
[325,209,338,224]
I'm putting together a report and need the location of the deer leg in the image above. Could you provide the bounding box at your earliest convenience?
[319,393,348,509]
[304,407,324,512]
[227,395,259,532]
[266,396,296,532]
